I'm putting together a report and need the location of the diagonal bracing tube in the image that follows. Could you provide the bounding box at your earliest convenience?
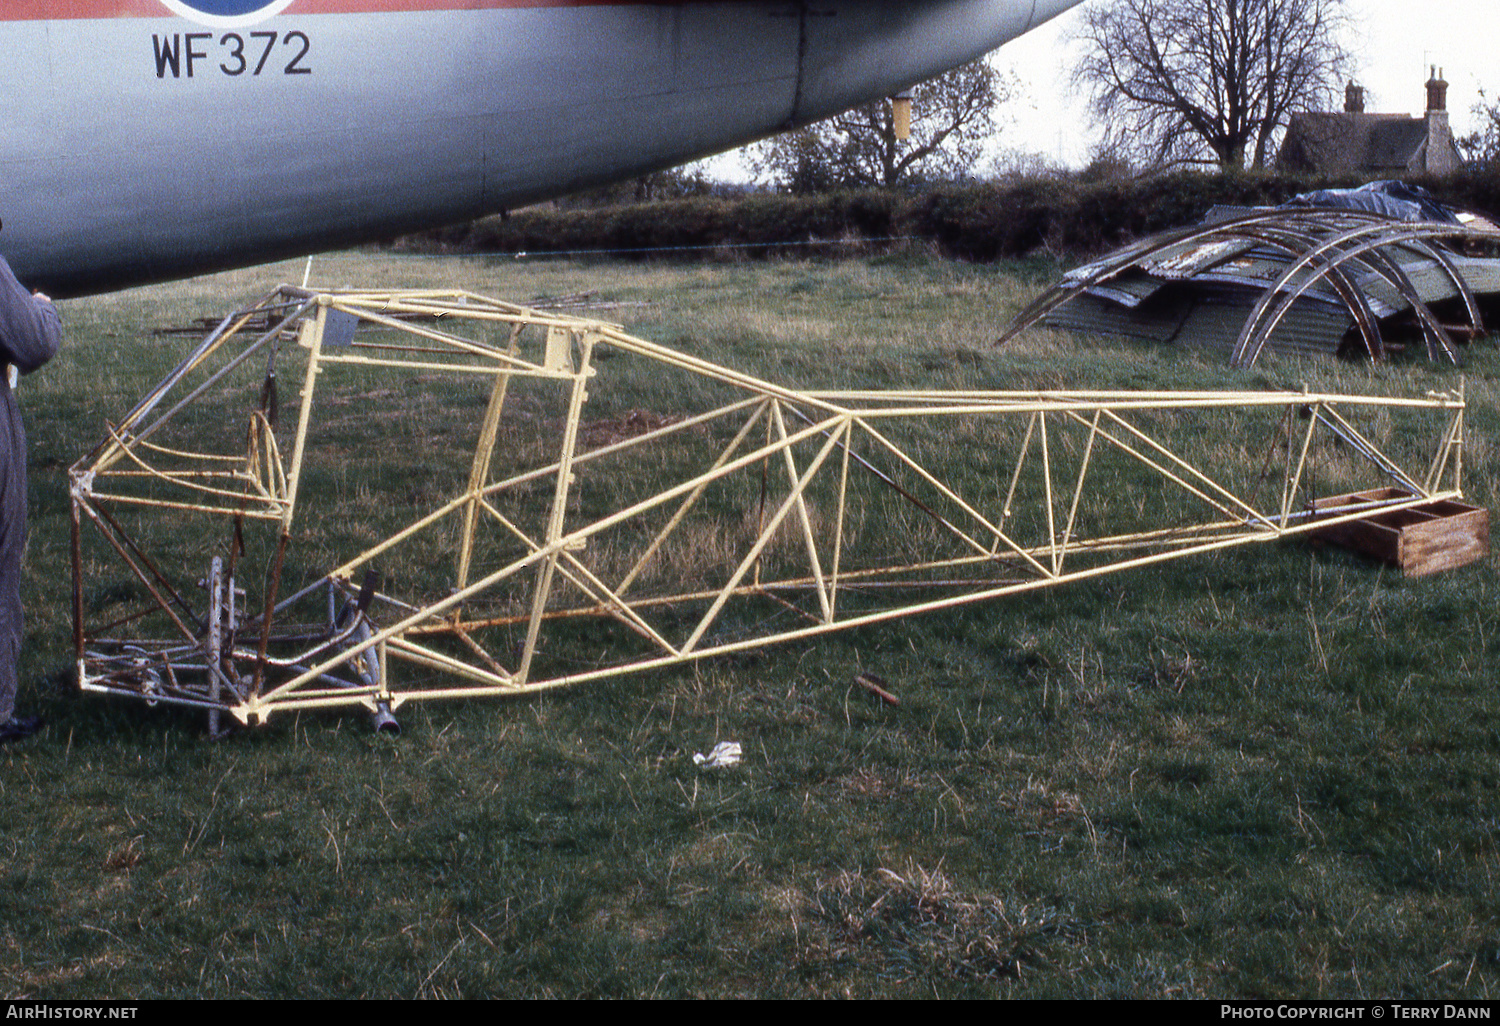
[69,287,1470,728]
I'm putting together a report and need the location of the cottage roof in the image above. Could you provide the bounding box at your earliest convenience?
[1279,113,1434,173]
[1276,71,1462,176]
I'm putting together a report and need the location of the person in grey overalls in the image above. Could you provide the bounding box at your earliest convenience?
[0,246,60,743]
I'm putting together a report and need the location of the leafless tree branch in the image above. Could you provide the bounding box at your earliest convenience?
[750,61,1013,191]
[1073,0,1349,170]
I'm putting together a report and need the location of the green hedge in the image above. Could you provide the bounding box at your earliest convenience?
[395,169,1500,262]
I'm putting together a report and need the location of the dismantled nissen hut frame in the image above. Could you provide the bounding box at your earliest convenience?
[70,286,1472,731]
[998,205,1500,365]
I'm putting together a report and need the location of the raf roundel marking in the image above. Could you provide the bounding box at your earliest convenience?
[158,1,299,29]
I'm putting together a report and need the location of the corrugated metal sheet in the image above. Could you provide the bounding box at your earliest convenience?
[1142,238,1258,279]
[1043,281,1353,357]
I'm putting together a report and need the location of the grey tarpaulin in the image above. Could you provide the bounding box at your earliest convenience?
[1284,180,1460,224]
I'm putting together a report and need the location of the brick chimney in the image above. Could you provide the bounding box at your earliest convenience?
[1426,66,1448,112]
[1424,66,1457,175]
[1345,81,1365,114]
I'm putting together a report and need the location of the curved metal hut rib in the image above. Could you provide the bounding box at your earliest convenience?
[1222,221,1386,360]
[1229,219,1497,368]
[999,208,1500,368]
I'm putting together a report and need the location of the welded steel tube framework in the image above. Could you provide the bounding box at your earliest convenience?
[69,287,1468,728]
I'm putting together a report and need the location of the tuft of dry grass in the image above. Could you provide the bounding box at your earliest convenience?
[806,861,1089,981]
[101,836,144,873]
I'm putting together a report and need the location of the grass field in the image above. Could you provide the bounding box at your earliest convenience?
[3,248,1499,998]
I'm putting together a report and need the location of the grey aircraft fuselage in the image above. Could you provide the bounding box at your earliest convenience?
[2,0,1084,297]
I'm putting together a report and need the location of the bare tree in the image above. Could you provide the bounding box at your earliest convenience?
[751,61,1011,192]
[1459,89,1500,165]
[1074,0,1350,169]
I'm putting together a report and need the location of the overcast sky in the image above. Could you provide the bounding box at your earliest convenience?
[990,0,1500,168]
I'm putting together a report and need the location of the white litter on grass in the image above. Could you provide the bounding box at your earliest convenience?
[693,741,742,769]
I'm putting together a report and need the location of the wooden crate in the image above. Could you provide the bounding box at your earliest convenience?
[1309,488,1489,576]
